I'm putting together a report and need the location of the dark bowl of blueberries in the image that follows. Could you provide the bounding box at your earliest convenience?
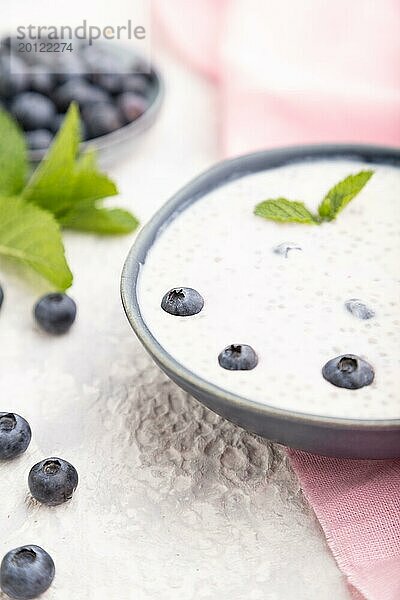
[0,36,164,165]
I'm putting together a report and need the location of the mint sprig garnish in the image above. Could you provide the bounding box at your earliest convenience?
[254,198,318,224]
[317,170,374,221]
[255,170,374,225]
[0,104,139,291]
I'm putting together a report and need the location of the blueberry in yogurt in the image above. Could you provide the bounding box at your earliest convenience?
[0,545,55,599]
[322,354,374,389]
[345,299,375,320]
[218,344,258,371]
[273,242,302,258]
[161,287,204,316]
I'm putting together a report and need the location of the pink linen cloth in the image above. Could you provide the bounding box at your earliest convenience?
[153,2,400,599]
[289,453,400,600]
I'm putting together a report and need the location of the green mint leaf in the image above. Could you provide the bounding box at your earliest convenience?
[254,198,318,224]
[22,104,118,216]
[0,109,28,196]
[22,103,81,213]
[318,170,374,220]
[0,196,72,290]
[59,205,139,235]
[71,148,118,205]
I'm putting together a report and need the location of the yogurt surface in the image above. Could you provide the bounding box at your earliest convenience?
[137,160,400,420]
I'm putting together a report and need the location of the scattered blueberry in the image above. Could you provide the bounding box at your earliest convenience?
[0,413,31,461]
[273,242,302,258]
[28,458,78,506]
[25,129,53,151]
[161,287,204,316]
[0,545,55,599]
[10,92,56,131]
[34,293,77,335]
[322,354,374,389]
[53,79,109,112]
[218,344,258,371]
[345,299,375,320]
[0,283,3,309]
[82,102,122,138]
[117,92,147,123]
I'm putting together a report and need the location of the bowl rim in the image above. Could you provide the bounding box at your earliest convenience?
[121,143,400,431]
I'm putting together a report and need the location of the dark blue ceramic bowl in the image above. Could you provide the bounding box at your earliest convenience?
[121,144,400,458]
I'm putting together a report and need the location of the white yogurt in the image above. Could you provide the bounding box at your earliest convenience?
[138,160,400,420]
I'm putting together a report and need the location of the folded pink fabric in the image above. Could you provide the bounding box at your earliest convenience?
[289,453,400,600]
[154,2,400,598]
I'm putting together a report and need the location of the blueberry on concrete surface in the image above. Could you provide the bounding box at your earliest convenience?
[34,293,76,335]
[10,93,56,131]
[0,283,3,310]
[28,458,78,506]
[218,344,258,371]
[345,299,375,320]
[161,287,204,316]
[0,545,55,599]
[322,354,374,389]
[0,413,31,461]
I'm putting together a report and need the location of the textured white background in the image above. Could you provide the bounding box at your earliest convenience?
[0,47,350,599]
